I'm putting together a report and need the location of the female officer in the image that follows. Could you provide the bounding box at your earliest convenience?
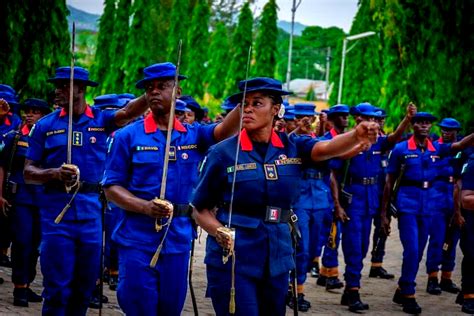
[0,98,51,307]
[191,77,378,316]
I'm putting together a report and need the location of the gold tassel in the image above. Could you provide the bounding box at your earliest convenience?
[229,252,236,314]
[150,243,163,268]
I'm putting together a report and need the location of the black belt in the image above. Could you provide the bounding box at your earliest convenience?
[219,203,295,223]
[303,171,327,180]
[400,179,432,189]
[44,181,101,194]
[435,176,454,184]
[173,204,192,217]
[348,176,379,185]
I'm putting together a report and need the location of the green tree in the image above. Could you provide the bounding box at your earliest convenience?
[92,0,116,95]
[106,0,131,93]
[206,22,230,98]
[225,1,253,95]
[254,0,278,77]
[167,0,190,64]
[182,0,210,97]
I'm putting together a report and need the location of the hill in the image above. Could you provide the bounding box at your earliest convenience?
[67,5,99,31]
[277,20,307,36]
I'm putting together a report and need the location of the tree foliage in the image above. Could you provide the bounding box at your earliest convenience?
[206,22,230,99]
[254,0,278,77]
[167,0,190,64]
[225,1,253,95]
[182,0,210,98]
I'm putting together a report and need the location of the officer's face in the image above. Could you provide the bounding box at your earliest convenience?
[175,110,185,122]
[25,108,45,127]
[376,117,385,130]
[54,81,83,108]
[184,111,196,124]
[441,128,457,143]
[242,92,279,131]
[285,120,297,133]
[145,79,181,115]
[412,120,432,137]
[331,114,349,129]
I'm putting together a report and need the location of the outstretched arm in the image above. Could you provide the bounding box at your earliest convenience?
[213,105,240,142]
[386,103,417,144]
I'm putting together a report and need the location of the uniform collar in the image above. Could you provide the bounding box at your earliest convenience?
[143,112,187,134]
[59,105,94,118]
[329,128,338,138]
[408,135,436,152]
[437,137,444,144]
[240,128,284,152]
[21,124,30,136]
[3,114,11,126]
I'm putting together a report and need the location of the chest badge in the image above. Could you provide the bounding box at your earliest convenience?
[169,146,177,161]
[73,131,83,146]
[181,152,188,160]
[264,164,278,180]
[278,154,287,160]
[89,136,97,144]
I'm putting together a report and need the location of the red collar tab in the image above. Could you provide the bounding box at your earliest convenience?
[330,128,338,138]
[408,136,436,152]
[21,124,30,136]
[4,115,11,126]
[240,129,284,151]
[437,137,444,144]
[59,105,94,118]
[144,113,187,134]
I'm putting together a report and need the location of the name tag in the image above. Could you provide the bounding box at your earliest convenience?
[17,141,28,147]
[178,144,197,150]
[405,154,419,159]
[87,127,105,132]
[275,158,302,165]
[227,163,257,173]
[46,129,66,136]
[135,146,159,151]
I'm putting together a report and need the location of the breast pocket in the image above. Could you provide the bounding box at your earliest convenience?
[178,150,201,186]
[44,134,67,165]
[131,151,162,187]
[227,169,260,201]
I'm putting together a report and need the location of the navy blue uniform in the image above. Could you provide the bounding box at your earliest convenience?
[192,129,316,316]
[387,136,450,295]
[460,152,474,298]
[0,125,41,286]
[27,106,116,315]
[102,114,217,316]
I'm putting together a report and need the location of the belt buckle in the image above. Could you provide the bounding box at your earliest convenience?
[265,206,281,223]
[363,177,368,185]
[290,213,298,223]
[423,181,429,189]
[449,176,454,183]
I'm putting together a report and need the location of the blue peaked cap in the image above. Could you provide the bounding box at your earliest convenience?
[175,99,191,112]
[23,98,52,113]
[93,94,123,109]
[438,118,461,130]
[328,104,350,116]
[136,62,187,89]
[294,103,319,116]
[48,66,98,87]
[412,112,437,123]
[350,102,379,117]
[227,77,290,103]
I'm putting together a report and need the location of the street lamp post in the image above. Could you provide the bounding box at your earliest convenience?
[337,31,376,104]
[285,0,302,92]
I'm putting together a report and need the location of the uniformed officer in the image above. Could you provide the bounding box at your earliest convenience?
[101,62,240,316]
[179,95,204,124]
[191,77,379,316]
[459,152,474,314]
[0,87,22,268]
[381,112,474,314]
[0,98,51,306]
[316,104,350,291]
[335,102,415,312]
[425,118,462,295]
[24,66,149,315]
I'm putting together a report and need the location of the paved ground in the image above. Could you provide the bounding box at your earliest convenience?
[0,221,466,315]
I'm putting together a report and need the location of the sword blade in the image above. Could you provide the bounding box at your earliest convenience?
[67,22,76,164]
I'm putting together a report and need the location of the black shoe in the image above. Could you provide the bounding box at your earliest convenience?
[462,298,474,314]
[456,292,464,305]
[326,277,344,290]
[89,285,109,309]
[287,292,311,312]
[0,254,12,268]
[440,279,460,294]
[341,290,369,312]
[393,289,404,305]
[13,288,29,307]
[427,277,442,295]
[316,275,327,287]
[109,274,118,291]
[402,297,422,314]
[310,262,320,278]
[369,266,395,279]
[0,277,4,284]
[27,288,42,302]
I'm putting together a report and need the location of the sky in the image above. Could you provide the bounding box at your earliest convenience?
[67,0,359,32]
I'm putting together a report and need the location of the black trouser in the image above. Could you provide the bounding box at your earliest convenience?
[460,209,474,294]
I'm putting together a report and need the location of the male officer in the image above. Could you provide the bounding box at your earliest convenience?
[369,107,395,279]
[335,102,416,312]
[0,88,22,268]
[460,152,474,314]
[316,104,350,290]
[425,118,462,295]
[24,66,149,315]
[0,98,51,306]
[102,62,240,316]
[382,113,474,314]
